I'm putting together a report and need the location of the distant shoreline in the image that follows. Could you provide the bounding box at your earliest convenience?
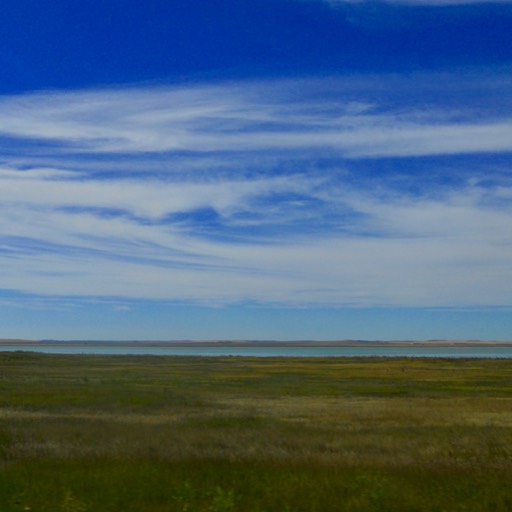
[1,339,511,348]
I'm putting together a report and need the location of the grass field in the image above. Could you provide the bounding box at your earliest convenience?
[1,352,512,511]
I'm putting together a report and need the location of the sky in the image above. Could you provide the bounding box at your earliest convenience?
[1,0,512,341]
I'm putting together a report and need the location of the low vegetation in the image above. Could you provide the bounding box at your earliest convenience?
[1,352,512,511]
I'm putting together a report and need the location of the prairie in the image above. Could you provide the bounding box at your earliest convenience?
[1,352,512,511]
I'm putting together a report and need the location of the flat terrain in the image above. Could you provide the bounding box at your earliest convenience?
[1,339,511,346]
[1,353,512,511]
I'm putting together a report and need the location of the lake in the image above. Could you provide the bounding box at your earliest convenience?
[1,344,512,358]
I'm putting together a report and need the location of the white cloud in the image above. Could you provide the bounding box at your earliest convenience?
[0,74,511,308]
[1,163,511,307]
[1,79,511,159]
[1,223,511,307]
[0,168,300,220]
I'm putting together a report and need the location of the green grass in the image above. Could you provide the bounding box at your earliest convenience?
[1,353,512,510]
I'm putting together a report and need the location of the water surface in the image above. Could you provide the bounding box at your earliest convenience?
[1,344,511,358]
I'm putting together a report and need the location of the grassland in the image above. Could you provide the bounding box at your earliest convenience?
[1,352,512,511]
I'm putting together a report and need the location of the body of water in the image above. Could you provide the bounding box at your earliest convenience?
[1,344,512,358]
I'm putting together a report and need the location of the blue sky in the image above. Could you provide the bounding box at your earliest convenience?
[1,0,512,340]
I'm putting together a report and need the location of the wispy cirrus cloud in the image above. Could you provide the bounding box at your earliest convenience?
[0,167,302,220]
[1,79,511,159]
[1,178,511,306]
[1,72,511,308]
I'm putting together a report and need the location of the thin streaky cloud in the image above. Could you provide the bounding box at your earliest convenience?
[0,72,511,310]
[1,161,511,307]
[0,169,302,220]
[0,79,511,159]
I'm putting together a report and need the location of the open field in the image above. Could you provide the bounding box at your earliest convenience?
[1,353,512,511]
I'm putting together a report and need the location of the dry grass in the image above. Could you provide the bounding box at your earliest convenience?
[1,353,512,510]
